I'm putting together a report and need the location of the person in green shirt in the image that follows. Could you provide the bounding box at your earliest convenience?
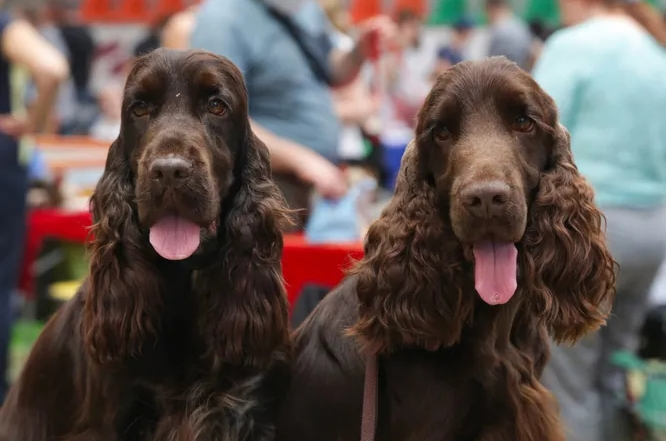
[532,0,666,439]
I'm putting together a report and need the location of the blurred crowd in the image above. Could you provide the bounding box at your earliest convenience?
[0,0,566,217]
[0,0,566,215]
[1,0,666,440]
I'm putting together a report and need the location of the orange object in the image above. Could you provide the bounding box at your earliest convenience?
[121,0,147,21]
[393,0,427,17]
[350,0,382,23]
[80,0,194,23]
[154,0,186,20]
[80,0,110,22]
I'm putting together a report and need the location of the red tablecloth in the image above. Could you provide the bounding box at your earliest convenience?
[20,210,364,308]
[19,210,91,296]
[282,235,364,305]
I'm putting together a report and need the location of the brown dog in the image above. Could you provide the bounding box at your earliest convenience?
[276,57,616,441]
[0,49,290,441]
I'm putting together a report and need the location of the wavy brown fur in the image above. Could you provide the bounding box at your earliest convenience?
[350,63,615,354]
[85,134,164,364]
[349,144,475,353]
[0,49,290,441]
[520,125,616,343]
[277,57,616,441]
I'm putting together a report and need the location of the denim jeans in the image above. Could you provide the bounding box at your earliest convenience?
[0,139,28,403]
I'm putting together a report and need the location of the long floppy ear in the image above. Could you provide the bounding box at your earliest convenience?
[194,132,291,370]
[84,138,163,365]
[522,124,616,344]
[348,143,475,355]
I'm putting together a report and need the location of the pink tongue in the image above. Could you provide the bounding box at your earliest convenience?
[149,215,201,260]
[473,242,518,305]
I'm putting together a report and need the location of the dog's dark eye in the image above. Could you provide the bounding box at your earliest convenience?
[513,115,535,132]
[207,98,227,116]
[434,125,451,142]
[131,101,152,118]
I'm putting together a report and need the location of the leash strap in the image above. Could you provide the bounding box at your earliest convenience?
[360,353,378,441]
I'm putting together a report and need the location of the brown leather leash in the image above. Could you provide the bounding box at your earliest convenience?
[360,353,378,441]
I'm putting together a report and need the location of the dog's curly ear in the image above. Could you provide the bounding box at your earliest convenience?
[85,137,163,365]
[522,124,617,344]
[349,143,475,355]
[194,130,291,370]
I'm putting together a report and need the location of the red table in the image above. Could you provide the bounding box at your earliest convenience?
[20,210,364,308]
[20,210,91,297]
[282,235,364,305]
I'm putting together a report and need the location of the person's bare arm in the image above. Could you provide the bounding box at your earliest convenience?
[331,79,378,125]
[249,119,304,173]
[250,119,347,199]
[2,19,68,133]
[161,9,197,50]
[328,16,397,87]
[328,46,365,88]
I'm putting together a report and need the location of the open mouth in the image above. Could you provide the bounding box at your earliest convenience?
[470,241,518,306]
[149,214,216,261]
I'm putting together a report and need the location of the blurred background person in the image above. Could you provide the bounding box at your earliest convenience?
[485,0,533,70]
[91,7,175,142]
[532,0,666,439]
[18,0,97,135]
[133,13,170,56]
[50,0,95,107]
[321,0,380,163]
[160,4,199,50]
[89,78,122,142]
[0,0,69,403]
[385,8,431,128]
[529,18,558,42]
[93,3,199,143]
[445,16,475,63]
[527,19,558,67]
[191,0,395,230]
[96,10,181,142]
[134,5,199,55]
[431,16,474,79]
[430,46,463,79]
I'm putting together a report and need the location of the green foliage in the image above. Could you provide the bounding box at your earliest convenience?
[427,0,561,27]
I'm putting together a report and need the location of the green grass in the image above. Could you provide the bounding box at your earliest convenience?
[8,320,44,382]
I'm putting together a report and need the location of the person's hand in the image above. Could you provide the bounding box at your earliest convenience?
[295,150,348,200]
[0,115,28,139]
[355,15,399,61]
[354,93,381,125]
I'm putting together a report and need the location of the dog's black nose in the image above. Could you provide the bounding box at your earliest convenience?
[461,181,511,218]
[150,157,192,187]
